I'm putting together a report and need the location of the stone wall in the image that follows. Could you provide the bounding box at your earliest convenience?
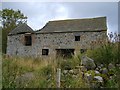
[7,34,37,57]
[7,31,106,57]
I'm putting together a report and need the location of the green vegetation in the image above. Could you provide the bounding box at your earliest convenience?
[2,56,87,88]
[1,9,27,53]
[87,42,119,66]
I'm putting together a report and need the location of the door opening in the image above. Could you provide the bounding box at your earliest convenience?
[56,49,74,58]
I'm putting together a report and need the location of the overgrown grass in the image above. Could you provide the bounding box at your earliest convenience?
[87,40,119,66]
[2,56,57,88]
[2,54,88,88]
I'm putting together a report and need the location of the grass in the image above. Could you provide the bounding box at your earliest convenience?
[2,55,88,88]
[2,56,58,88]
[86,39,119,66]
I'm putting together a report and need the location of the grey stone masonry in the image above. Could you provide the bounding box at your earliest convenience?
[7,17,107,58]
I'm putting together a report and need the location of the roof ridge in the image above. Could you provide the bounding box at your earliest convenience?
[48,16,106,22]
[37,16,107,33]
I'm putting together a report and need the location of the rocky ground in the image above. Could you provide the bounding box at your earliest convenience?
[61,56,120,88]
[15,55,120,88]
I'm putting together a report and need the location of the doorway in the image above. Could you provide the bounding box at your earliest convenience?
[56,49,75,58]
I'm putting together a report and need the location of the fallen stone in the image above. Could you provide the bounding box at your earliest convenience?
[85,73,93,81]
[69,70,74,74]
[81,55,96,70]
[63,70,68,75]
[100,64,104,68]
[95,70,100,74]
[95,68,99,71]
[98,66,102,69]
[108,63,115,70]
[94,76,103,82]
[102,68,108,74]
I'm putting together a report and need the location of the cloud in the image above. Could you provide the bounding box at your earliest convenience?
[2,2,69,30]
[61,2,118,33]
[2,2,118,33]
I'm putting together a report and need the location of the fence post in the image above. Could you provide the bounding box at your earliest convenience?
[56,68,61,88]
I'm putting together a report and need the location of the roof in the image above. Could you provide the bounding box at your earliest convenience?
[8,23,34,35]
[36,17,107,33]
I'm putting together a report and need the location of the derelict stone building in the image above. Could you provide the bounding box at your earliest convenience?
[7,17,107,58]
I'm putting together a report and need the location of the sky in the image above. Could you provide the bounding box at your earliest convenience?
[2,2,118,34]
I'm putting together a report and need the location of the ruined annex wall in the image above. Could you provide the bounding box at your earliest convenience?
[7,34,37,57]
[35,31,106,57]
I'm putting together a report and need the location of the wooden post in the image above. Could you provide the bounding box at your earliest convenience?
[56,68,61,88]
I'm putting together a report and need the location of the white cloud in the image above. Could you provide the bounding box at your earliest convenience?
[25,3,69,30]
[2,2,118,33]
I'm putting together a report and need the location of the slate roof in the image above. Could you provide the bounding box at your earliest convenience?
[9,23,34,35]
[36,17,107,33]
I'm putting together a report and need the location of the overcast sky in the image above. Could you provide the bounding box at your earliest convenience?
[2,2,118,33]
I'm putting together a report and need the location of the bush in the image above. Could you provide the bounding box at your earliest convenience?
[86,32,119,66]
[87,42,119,66]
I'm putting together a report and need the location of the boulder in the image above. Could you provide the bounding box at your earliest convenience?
[81,56,96,70]
[69,70,74,74]
[95,68,99,71]
[102,68,108,74]
[63,70,68,75]
[94,76,103,82]
[85,73,93,81]
[100,64,104,68]
[108,63,115,70]
[95,70,100,74]
[99,68,103,73]
[98,66,102,70]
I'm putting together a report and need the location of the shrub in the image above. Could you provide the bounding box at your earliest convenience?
[86,33,119,66]
[87,42,119,66]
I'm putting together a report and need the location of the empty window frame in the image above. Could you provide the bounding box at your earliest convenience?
[25,35,32,46]
[75,36,80,41]
[42,49,49,55]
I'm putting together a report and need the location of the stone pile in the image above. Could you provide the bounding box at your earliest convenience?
[61,55,119,88]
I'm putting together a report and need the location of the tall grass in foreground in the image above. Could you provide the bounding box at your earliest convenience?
[2,55,87,88]
[2,56,57,88]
